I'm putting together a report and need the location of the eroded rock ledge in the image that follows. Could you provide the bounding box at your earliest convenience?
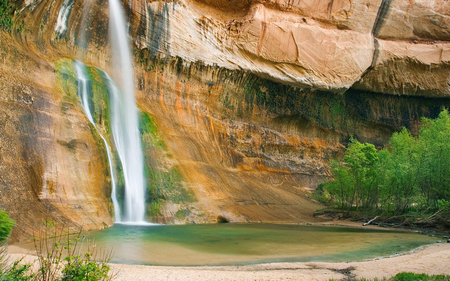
[129,0,450,96]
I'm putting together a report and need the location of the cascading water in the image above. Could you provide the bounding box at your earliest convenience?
[107,0,147,223]
[73,61,122,222]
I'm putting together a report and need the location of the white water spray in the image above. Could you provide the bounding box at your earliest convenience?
[74,61,122,222]
[108,0,147,223]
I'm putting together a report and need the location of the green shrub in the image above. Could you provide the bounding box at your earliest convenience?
[391,272,450,281]
[61,253,110,281]
[0,259,34,280]
[0,211,14,244]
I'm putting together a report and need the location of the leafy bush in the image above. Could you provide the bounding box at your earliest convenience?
[61,253,110,281]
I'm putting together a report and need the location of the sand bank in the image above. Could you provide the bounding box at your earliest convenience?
[8,242,450,280]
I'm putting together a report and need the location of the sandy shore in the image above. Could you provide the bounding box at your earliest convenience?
[108,244,450,281]
[8,242,450,280]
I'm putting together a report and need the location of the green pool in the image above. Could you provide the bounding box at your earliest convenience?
[85,223,437,266]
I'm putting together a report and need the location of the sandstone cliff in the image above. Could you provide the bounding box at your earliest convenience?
[0,0,449,240]
[0,34,113,242]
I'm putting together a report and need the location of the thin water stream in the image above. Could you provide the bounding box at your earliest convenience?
[86,224,437,266]
[73,61,122,221]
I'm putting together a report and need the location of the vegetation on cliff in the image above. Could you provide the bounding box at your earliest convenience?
[139,111,198,222]
[317,109,450,227]
[0,1,16,32]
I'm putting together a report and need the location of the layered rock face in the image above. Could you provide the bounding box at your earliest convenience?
[0,0,449,239]
[129,0,450,95]
[0,34,112,242]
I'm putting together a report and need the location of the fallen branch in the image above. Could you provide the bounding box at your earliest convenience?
[416,209,442,223]
[383,213,415,222]
[363,216,379,226]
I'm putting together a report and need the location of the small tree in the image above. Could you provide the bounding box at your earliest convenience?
[417,109,450,210]
[344,138,379,210]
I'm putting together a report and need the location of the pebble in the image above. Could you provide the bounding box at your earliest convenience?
[437,241,442,243]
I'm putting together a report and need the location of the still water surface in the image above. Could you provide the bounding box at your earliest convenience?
[86,224,436,266]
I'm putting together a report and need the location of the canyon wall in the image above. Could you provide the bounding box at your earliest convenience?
[0,0,449,240]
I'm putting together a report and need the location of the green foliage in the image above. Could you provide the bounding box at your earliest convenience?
[391,272,450,281]
[416,110,450,210]
[61,254,110,281]
[0,260,34,281]
[0,211,14,244]
[319,109,450,217]
[329,273,450,281]
[0,1,16,32]
[322,139,380,211]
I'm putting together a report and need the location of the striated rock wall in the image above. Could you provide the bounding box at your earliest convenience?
[15,0,450,96]
[12,0,450,96]
[125,0,450,96]
[377,0,450,41]
[0,34,112,242]
[132,55,450,222]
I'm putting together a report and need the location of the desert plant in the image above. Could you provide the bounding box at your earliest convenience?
[33,221,113,281]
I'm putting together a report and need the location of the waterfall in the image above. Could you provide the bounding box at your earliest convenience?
[73,0,147,224]
[73,60,122,222]
[108,0,147,223]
